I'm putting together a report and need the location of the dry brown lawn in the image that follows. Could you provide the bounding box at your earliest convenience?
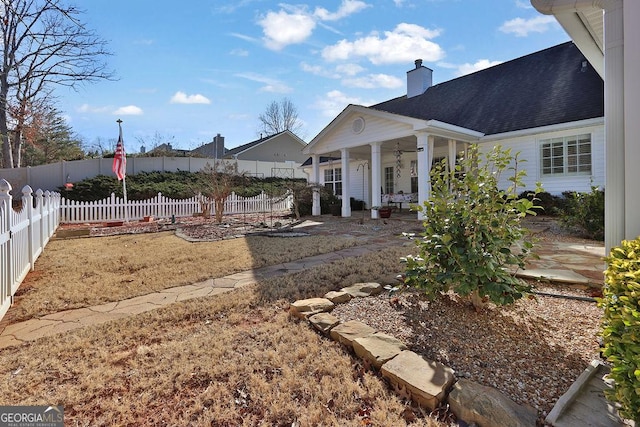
[7,231,358,324]
[0,225,449,426]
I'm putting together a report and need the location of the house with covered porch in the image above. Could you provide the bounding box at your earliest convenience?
[302,42,604,220]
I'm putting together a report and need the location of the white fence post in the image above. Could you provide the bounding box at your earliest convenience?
[0,179,13,319]
[57,191,295,224]
[23,186,35,271]
[0,180,61,321]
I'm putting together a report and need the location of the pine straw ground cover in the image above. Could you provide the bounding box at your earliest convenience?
[0,217,604,425]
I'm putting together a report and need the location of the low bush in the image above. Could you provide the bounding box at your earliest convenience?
[517,191,565,216]
[403,144,542,311]
[560,186,605,240]
[599,237,640,423]
[59,171,306,204]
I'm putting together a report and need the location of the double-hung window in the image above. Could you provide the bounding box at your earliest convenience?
[540,134,592,176]
[384,167,394,194]
[324,167,342,196]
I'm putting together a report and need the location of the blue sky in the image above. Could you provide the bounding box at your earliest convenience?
[56,0,569,153]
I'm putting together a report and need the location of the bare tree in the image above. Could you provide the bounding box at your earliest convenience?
[198,160,245,223]
[257,97,303,137]
[1,0,113,168]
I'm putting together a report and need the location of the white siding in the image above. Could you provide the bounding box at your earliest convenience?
[479,124,605,195]
[319,113,415,153]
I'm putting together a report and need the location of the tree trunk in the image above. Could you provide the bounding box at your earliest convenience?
[0,76,13,168]
[470,289,489,312]
[214,198,224,223]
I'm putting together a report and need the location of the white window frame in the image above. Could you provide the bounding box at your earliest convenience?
[384,166,394,194]
[324,167,342,196]
[540,134,592,176]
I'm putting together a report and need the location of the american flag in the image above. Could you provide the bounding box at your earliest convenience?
[113,121,126,181]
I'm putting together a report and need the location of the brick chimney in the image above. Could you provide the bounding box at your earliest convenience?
[212,133,225,159]
[407,59,432,98]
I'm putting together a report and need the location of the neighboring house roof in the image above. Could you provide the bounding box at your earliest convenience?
[300,156,340,167]
[371,42,603,136]
[223,130,306,159]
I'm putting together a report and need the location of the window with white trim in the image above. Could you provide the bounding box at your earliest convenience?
[384,167,394,194]
[410,160,418,193]
[540,134,592,176]
[324,167,342,196]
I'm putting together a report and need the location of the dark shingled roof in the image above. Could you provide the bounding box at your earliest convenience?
[223,133,278,158]
[371,42,604,135]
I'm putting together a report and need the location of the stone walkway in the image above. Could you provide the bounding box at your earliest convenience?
[0,215,624,426]
[0,215,606,349]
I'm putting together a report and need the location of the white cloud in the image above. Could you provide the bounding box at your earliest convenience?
[455,59,503,76]
[342,73,403,89]
[499,15,557,37]
[335,63,365,76]
[322,23,444,65]
[230,32,260,44]
[230,48,249,57]
[113,105,143,115]
[235,72,292,93]
[300,62,340,78]
[314,0,369,21]
[259,9,316,50]
[77,104,110,114]
[258,1,370,50]
[170,91,211,104]
[314,90,367,118]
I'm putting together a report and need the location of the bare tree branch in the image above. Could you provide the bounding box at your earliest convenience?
[257,97,303,137]
[1,0,114,168]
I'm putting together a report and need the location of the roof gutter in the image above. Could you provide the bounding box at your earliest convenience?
[479,117,604,143]
[414,120,484,141]
[531,0,612,14]
[531,0,605,78]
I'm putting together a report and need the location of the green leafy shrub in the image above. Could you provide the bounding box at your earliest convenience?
[517,190,565,216]
[599,238,640,422]
[560,186,605,240]
[402,144,542,310]
[60,171,306,204]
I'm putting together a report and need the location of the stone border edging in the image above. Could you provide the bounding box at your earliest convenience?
[289,282,539,427]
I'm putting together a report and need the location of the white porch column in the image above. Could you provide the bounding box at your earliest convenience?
[604,0,625,253]
[370,141,382,219]
[311,154,321,216]
[624,0,640,244]
[448,139,457,173]
[416,133,433,221]
[341,148,351,217]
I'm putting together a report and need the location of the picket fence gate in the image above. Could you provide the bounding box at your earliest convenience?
[59,191,293,223]
[0,179,61,320]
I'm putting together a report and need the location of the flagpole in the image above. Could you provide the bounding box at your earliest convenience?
[116,119,129,223]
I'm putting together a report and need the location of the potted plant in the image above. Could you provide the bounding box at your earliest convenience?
[373,206,392,218]
[329,203,341,216]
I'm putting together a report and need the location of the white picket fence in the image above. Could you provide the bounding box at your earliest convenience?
[0,179,61,320]
[59,191,293,223]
